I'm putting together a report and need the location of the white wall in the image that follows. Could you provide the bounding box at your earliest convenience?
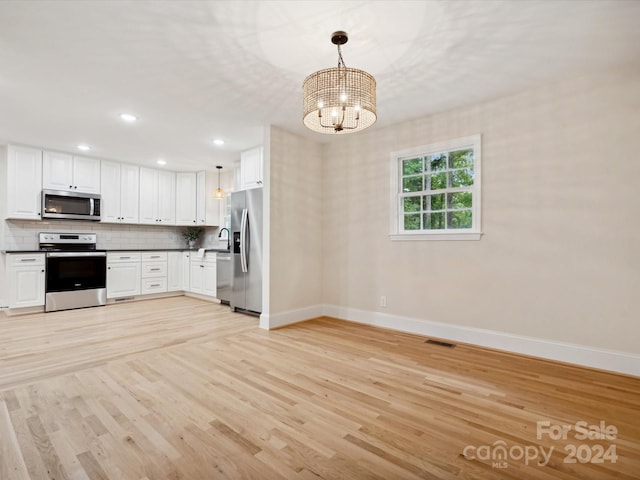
[320,69,640,356]
[266,126,324,325]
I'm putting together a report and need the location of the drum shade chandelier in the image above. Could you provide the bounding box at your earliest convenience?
[303,31,376,134]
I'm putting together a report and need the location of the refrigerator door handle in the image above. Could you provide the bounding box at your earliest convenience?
[240,208,248,273]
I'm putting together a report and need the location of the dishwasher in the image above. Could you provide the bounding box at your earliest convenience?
[216,251,231,305]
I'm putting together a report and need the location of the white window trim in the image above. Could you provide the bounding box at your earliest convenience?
[389,134,482,241]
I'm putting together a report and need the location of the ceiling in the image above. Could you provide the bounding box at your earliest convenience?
[1,1,639,172]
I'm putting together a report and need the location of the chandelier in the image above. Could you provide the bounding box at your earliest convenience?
[303,31,376,134]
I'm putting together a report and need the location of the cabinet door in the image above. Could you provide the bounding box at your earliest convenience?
[182,252,191,291]
[190,261,203,294]
[240,147,263,190]
[6,146,42,220]
[197,171,221,226]
[175,173,197,225]
[139,167,159,224]
[202,263,217,297]
[72,156,101,193]
[100,160,121,223]
[9,266,45,308]
[167,252,183,291]
[157,170,176,224]
[43,151,74,190]
[120,164,139,224]
[106,263,141,298]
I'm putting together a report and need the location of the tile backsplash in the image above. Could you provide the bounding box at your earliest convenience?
[3,219,227,251]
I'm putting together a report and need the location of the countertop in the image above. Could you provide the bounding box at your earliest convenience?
[2,248,231,254]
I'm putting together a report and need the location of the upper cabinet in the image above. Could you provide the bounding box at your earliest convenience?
[175,171,221,226]
[175,172,197,225]
[42,151,100,194]
[240,146,263,190]
[197,171,221,226]
[100,160,139,224]
[139,167,176,225]
[3,145,43,220]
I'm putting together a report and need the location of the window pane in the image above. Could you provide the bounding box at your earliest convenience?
[450,168,474,187]
[403,196,421,213]
[429,172,447,191]
[424,212,445,230]
[448,191,472,209]
[449,149,473,168]
[447,210,472,229]
[404,214,421,230]
[424,193,445,211]
[403,176,422,192]
[402,157,423,175]
[428,153,447,172]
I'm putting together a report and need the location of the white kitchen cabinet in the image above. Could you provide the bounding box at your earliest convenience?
[239,146,263,190]
[43,151,100,193]
[189,252,216,297]
[139,168,176,225]
[181,251,191,291]
[3,145,43,220]
[100,161,139,224]
[196,171,221,226]
[175,172,197,225]
[107,252,141,298]
[6,253,45,308]
[167,251,185,291]
[141,252,168,295]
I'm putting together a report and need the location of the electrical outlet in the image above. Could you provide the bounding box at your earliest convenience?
[380,295,387,308]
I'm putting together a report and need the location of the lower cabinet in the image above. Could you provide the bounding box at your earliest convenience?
[6,253,45,308]
[141,252,168,295]
[107,252,141,298]
[189,253,216,298]
[167,251,186,292]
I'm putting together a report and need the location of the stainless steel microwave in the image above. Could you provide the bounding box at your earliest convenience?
[42,189,102,221]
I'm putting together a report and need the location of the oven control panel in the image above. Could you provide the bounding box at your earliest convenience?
[39,232,97,244]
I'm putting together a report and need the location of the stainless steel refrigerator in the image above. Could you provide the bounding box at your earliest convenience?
[230,188,263,315]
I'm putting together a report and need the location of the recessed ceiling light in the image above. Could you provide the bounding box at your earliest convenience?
[212,139,224,146]
[77,144,91,151]
[120,113,137,123]
[157,159,167,165]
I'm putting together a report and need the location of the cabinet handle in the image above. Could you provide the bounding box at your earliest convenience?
[20,258,37,262]
[69,185,73,189]
[41,269,45,273]
[108,267,111,270]
[150,268,161,271]
[150,284,160,287]
[120,256,131,260]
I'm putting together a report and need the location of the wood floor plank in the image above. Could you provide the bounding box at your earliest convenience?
[0,297,638,479]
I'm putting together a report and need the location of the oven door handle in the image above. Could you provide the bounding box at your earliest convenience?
[46,252,107,258]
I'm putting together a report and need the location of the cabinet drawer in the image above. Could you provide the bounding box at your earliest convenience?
[141,252,167,262]
[189,254,216,264]
[107,252,141,263]
[141,277,167,294]
[7,253,46,267]
[141,262,167,277]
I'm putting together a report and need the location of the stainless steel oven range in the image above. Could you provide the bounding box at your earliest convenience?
[39,232,106,312]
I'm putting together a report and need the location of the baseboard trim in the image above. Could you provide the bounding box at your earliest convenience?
[260,304,324,330]
[322,305,639,377]
[262,304,639,377]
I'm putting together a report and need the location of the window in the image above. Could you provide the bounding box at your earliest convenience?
[390,134,481,241]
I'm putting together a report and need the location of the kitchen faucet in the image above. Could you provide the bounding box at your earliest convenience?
[218,228,230,250]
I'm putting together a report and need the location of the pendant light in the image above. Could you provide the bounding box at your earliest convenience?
[213,165,225,199]
[302,31,376,134]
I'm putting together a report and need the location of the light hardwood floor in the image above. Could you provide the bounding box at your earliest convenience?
[1,296,638,479]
